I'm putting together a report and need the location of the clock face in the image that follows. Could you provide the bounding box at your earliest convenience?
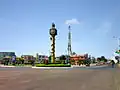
[50,29,55,35]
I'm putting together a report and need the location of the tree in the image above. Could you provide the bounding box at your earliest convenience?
[67,55,71,64]
[91,57,96,63]
[16,57,23,65]
[60,55,66,60]
[60,55,66,64]
[70,59,75,65]
[3,57,9,65]
[101,56,107,62]
[48,56,51,63]
[28,59,35,66]
[115,56,120,63]
[97,57,101,62]
[44,59,49,65]
[78,60,84,66]
[88,56,91,63]
[20,58,24,64]
[101,56,105,59]
[72,52,76,55]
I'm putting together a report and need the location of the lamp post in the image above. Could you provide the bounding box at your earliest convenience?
[49,23,57,63]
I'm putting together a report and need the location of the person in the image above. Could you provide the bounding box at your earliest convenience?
[117,60,119,64]
[111,60,115,68]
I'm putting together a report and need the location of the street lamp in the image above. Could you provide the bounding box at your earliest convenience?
[49,23,57,63]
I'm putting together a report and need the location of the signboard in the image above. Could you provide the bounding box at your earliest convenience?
[0,52,15,56]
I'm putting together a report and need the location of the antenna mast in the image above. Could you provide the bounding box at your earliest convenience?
[68,25,72,56]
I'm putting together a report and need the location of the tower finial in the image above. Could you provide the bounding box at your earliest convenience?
[52,23,55,27]
[68,25,71,29]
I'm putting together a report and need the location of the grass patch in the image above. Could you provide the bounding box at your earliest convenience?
[36,64,71,67]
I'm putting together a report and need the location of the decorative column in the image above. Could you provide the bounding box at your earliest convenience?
[49,23,57,63]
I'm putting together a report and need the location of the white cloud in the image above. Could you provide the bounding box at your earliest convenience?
[65,18,80,25]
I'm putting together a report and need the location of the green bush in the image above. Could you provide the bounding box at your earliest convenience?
[36,64,71,67]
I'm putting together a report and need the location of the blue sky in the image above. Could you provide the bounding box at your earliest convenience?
[0,0,120,58]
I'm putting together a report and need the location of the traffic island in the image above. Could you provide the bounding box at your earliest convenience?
[32,64,71,69]
[35,64,71,67]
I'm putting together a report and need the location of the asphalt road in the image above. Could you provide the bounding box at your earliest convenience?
[0,66,120,90]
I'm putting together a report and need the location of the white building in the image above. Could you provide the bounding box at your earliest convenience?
[36,53,48,63]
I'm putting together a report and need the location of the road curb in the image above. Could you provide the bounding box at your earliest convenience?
[0,65,16,68]
[0,65,108,69]
[0,65,32,68]
[32,67,73,69]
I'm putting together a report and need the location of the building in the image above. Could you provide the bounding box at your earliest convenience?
[70,54,88,65]
[36,54,48,63]
[21,55,34,60]
[55,57,60,61]
[0,52,16,60]
[21,55,35,63]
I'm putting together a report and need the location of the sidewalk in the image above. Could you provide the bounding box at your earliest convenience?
[0,64,108,69]
[71,64,97,68]
[0,64,95,68]
[0,64,32,68]
[0,65,15,68]
[116,64,120,68]
[32,67,73,69]
[0,64,72,68]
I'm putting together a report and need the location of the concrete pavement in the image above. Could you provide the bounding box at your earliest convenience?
[0,67,120,90]
[0,64,108,70]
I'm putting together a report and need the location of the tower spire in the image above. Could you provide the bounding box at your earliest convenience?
[68,25,72,56]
